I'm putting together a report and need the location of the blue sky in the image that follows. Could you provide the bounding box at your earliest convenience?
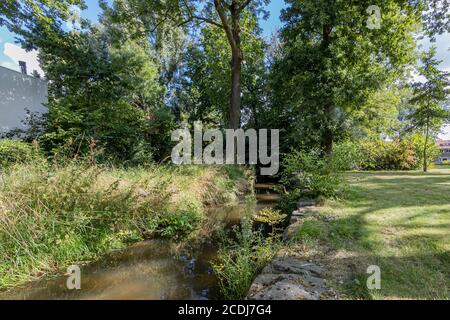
[0,0,285,70]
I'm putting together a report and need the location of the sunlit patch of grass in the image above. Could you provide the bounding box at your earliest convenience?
[290,167,450,299]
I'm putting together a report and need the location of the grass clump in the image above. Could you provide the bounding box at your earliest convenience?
[212,216,279,300]
[0,140,41,168]
[0,160,246,289]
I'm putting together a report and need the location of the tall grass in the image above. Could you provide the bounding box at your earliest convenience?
[0,159,245,289]
[212,215,279,300]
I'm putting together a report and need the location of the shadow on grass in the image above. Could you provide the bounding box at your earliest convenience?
[294,170,450,299]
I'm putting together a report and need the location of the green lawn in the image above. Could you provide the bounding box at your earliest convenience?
[292,167,450,300]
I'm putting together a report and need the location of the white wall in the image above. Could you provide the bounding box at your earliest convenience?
[0,66,47,134]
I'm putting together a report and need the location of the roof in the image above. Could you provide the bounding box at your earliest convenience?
[0,65,47,83]
[437,139,450,147]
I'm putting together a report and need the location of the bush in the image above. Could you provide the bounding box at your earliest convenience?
[358,139,417,170]
[0,140,39,168]
[405,133,440,170]
[212,217,278,300]
[334,136,437,171]
[149,197,204,239]
[333,141,364,171]
[280,149,346,202]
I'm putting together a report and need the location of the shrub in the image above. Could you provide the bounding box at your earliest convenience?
[359,139,417,170]
[0,140,39,168]
[212,218,278,299]
[405,133,440,170]
[253,207,287,236]
[334,137,434,171]
[280,149,346,202]
[333,141,364,171]
[150,197,204,239]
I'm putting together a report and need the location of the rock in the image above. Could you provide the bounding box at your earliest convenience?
[283,221,301,241]
[248,274,319,300]
[298,199,316,207]
[247,255,333,300]
[248,197,336,300]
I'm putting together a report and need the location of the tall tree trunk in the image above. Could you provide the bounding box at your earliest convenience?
[323,120,333,157]
[424,116,430,173]
[230,49,242,130]
[322,25,333,157]
[214,0,243,130]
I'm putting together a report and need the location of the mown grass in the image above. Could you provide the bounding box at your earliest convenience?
[291,167,450,300]
[0,160,248,289]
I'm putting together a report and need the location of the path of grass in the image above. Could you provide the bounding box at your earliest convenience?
[291,167,450,299]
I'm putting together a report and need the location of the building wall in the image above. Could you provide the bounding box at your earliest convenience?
[0,66,47,135]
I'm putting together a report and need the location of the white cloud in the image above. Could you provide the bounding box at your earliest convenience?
[439,125,450,140]
[3,42,44,77]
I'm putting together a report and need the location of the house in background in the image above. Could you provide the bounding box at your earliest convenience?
[0,64,48,136]
[436,139,450,164]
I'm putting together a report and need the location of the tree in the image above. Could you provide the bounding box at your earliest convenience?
[104,0,269,129]
[419,0,450,39]
[0,0,86,50]
[350,87,407,140]
[174,13,267,128]
[409,47,450,172]
[273,0,420,156]
[1,1,172,161]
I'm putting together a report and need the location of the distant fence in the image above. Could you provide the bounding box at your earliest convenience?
[0,66,47,136]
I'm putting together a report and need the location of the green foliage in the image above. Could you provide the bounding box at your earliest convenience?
[408,47,450,171]
[358,139,417,171]
[280,149,346,202]
[38,31,169,162]
[253,207,287,236]
[0,161,244,288]
[150,198,203,239]
[333,141,364,171]
[0,0,86,50]
[175,14,267,128]
[212,217,278,300]
[405,133,441,170]
[334,135,440,171]
[0,140,40,168]
[269,0,420,154]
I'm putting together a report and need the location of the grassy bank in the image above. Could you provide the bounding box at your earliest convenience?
[289,167,450,299]
[0,160,249,289]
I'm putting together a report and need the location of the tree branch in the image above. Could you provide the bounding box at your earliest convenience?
[238,0,253,12]
[179,0,224,29]
[214,0,238,52]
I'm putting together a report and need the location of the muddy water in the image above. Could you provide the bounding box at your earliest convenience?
[0,204,250,300]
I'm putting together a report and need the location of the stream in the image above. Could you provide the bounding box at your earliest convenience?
[0,204,250,300]
[1,182,279,300]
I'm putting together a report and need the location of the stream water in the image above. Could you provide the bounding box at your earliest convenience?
[1,182,279,300]
[0,204,249,300]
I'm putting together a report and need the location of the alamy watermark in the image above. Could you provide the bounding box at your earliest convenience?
[366,265,381,290]
[367,5,382,30]
[171,122,279,176]
[66,265,81,290]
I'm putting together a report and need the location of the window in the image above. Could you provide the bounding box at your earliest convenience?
[19,61,27,75]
